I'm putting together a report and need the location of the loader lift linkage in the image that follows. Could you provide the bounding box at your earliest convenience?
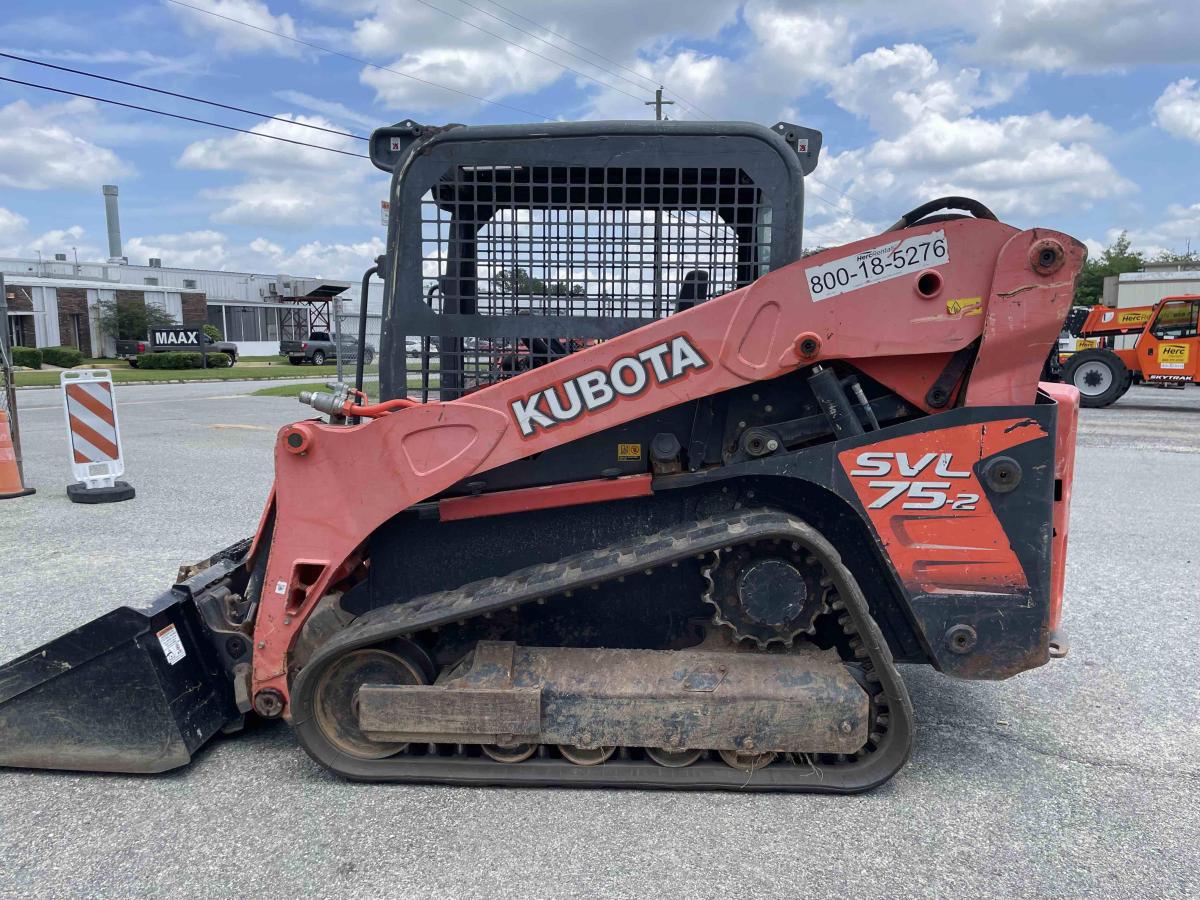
[0,119,1084,792]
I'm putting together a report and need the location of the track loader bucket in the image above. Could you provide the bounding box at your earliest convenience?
[0,559,243,774]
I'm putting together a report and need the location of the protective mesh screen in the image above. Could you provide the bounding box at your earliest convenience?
[408,165,770,399]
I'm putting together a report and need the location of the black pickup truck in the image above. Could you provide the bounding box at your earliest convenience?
[115,331,239,367]
[280,331,375,365]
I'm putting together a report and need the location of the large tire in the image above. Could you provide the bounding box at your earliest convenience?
[1064,348,1127,408]
[225,353,237,368]
[312,350,326,366]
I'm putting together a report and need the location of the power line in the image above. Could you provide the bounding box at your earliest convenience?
[0,76,370,158]
[476,0,712,118]
[414,0,645,103]
[0,52,368,141]
[163,0,553,121]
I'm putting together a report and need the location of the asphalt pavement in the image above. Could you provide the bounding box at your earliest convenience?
[0,382,1196,899]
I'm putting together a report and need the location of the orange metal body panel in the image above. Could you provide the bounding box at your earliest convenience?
[1038,381,1079,632]
[837,419,1040,596]
[438,474,653,522]
[251,219,1085,713]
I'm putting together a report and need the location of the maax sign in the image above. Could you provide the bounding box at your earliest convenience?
[150,327,203,349]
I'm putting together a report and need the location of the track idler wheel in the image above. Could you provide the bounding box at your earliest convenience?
[559,745,615,766]
[719,749,777,772]
[312,647,428,760]
[482,743,537,763]
[646,747,703,768]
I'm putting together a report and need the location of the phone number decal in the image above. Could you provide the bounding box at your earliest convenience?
[805,230,949,301]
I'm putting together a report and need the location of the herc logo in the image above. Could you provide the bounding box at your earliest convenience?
[1158,344,1189,369]
[509,335,708,437]
[1118,310,1151,326]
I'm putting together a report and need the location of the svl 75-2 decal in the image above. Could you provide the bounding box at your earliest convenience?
[849,451,979,510]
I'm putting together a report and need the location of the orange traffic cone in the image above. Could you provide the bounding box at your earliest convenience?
[0,409,34,499]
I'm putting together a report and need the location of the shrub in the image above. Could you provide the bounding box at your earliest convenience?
[41,345,84,368]
[11,346,42,369]
[135,351,230,370]
[203,324,223,341]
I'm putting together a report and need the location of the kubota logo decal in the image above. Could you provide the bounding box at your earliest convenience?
[850,451,980,510]
[509,335,709,437]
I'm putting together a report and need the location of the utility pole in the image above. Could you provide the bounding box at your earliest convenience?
[644,86,674,121]
[645,87,674,316]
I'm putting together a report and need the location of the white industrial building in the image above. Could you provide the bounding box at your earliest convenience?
[1,254,383,358]
[1105,261,1200,308]
[2,183,383,359]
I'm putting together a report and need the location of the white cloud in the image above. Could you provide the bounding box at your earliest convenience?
[359,46,562,112]
[273,91,380,131]
[966,0,1200,72]
[0,220,100,260]
[349,0,740,113]
[1114,203,1200,257]
[1153,79,1200,144]
[167,0,303,57]
[204,178,372,228]
[0,98,133,190]
[122,228,384,278]
[0,207,28,241]
[828,44,1021,135]
[126,230,232,269]
[177,114,359,173]
[177,114,382,229]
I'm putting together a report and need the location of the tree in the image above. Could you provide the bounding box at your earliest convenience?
[97,297,179,341]
[801,246,828,258]
[1073,232,1144,306]
[494,267,584,297]
[203,323,223,342]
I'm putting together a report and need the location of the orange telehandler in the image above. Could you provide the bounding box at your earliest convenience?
[1061,295,1200,406]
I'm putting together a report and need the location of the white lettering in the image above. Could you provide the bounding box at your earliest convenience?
[544,380,583,420]
[508,334,709,437]
[851,452,893,477]
[577,370,614,410]
[934,453,970,478]
[510,392,555,437]
[669,335,707,377]
[610,357,646,396]
[896,452,937,477]
[637,343,671,382]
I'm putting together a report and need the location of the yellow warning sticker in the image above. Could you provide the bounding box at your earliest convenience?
[1158,343,1189,369]
[617,443,642,461]
[946,296,983,317]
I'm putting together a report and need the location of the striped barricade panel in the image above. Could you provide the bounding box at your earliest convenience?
[60,370,124,486]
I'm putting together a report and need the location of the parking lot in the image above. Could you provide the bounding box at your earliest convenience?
[1,381,1197,899]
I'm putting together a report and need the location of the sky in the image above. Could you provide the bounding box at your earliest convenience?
[0,0,1198,279]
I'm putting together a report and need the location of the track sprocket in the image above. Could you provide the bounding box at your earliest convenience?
[701,539,830,647]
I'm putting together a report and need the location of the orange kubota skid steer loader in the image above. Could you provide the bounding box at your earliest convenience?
[0,120,1084,792]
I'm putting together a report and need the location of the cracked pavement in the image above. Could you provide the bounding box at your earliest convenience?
[0,381,1197,899]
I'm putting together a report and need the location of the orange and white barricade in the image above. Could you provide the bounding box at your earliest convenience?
[60,370,135,503]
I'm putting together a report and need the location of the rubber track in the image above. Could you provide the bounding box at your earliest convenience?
[291,510,914,792]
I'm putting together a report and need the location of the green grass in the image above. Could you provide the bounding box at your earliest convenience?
[14,363,379,388]
[250,375,439,398]
[251,380,377,397]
